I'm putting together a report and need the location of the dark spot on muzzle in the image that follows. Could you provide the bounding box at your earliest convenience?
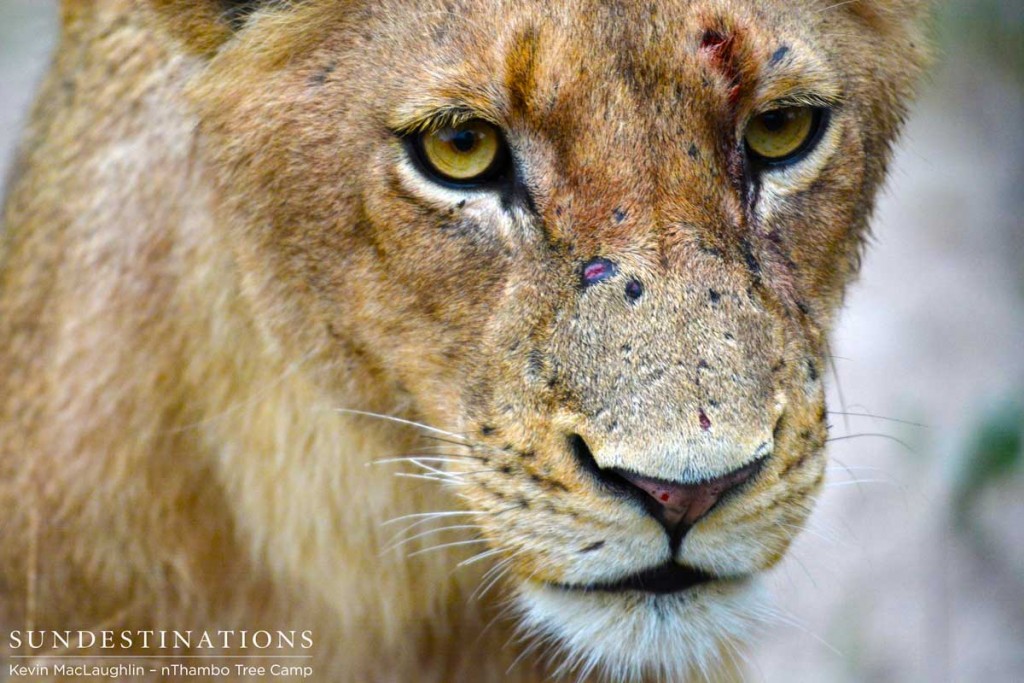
[625,279,644,303]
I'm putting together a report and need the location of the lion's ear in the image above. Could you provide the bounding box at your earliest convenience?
[841,0,933,29]
[839,0,933,66]
[145,1,276,55]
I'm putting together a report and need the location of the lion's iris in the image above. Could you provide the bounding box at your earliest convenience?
[744,107,819,164]
[419,121,502,183]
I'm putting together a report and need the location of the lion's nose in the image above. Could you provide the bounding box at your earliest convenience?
[613,462,760,538]
[567,434,765,547]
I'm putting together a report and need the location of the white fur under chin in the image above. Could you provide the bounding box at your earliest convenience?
[513,578,766,682]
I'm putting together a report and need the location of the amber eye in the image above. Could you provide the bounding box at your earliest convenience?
[415,120,507,185]
[744,107,824,165]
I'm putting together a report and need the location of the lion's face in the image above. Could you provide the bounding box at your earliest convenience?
[191,0,928,677]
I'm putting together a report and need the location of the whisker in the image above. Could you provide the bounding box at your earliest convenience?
[370,456,485,470]
[828,455,863,490]
[818,0,862,13]
[388,515,463,539]
[478,557,512,586]
[395,458,501,476]
[776,521,838,547]
[422,434,515,458]
[473,555,522,602]
[406,538,490,558]
[825,465,892,473]
[573,653,599,683]
[385,524,482,553]
[382,504,520,550]
[412,444,478,454]
[364,444,484,463]
[335,408,470,442]
[760,608,844,659]
[386,509,485,539]
[724,637,759,683]
[506,635,546,675]
[827,354,853,435]
[381,510,487,527]
[402,458,452,476]
[827,411,927,428]
[477,596,520,644]
[825,479,901,489]
[826,464,903,493]
[456,545,506,569]
[826,432,914,452]
[763,531,821,589]
[393,472,465,485]
[422,434,487,450]
[392,465,503,484]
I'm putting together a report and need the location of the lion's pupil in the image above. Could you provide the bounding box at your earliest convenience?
[451,129,477,153]
[761,111,787,133]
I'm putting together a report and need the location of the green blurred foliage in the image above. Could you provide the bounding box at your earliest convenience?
[953,398,1023,527]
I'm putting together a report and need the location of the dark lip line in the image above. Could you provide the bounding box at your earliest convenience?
[549,561,721,596]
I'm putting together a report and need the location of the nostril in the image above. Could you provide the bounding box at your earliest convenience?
[568,433,603,480]
[613,460,761,536]
[569,434,643,496]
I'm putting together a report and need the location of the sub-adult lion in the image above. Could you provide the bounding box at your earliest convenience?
[0,1,930,680]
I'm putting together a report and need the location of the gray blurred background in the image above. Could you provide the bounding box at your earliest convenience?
[1,2,1021,681]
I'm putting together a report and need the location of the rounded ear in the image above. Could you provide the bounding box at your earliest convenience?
[842,0,933,30]
[839,0,934,72]
[147,1,272,55]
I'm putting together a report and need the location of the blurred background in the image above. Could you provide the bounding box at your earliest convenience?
[1,2,1021,681]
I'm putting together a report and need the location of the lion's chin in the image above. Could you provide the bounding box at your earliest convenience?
[512,576,765,682]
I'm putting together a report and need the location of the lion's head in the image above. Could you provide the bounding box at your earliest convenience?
[176,0,930,678]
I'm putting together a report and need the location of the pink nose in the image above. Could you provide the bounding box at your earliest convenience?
[616,461,760,531]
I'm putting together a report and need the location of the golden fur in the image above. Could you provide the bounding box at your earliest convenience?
[0,1,930,680]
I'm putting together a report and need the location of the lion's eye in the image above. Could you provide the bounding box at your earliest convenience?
[744,107,824,166]
[415,120,507,185]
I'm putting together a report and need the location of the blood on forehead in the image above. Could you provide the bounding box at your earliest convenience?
[700,29,743,107]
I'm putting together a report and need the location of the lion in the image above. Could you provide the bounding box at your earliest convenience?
[0,0,930,680]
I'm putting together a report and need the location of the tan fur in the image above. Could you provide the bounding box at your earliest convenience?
[0,1,930,680]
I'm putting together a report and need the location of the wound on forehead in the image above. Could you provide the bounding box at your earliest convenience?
[700,28,744,107]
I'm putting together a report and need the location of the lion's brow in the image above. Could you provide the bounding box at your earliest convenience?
[503,23,542,115]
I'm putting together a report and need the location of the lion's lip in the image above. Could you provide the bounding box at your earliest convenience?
[551,561,717,595]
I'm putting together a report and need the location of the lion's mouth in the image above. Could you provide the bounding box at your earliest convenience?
[552,561,718,595]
